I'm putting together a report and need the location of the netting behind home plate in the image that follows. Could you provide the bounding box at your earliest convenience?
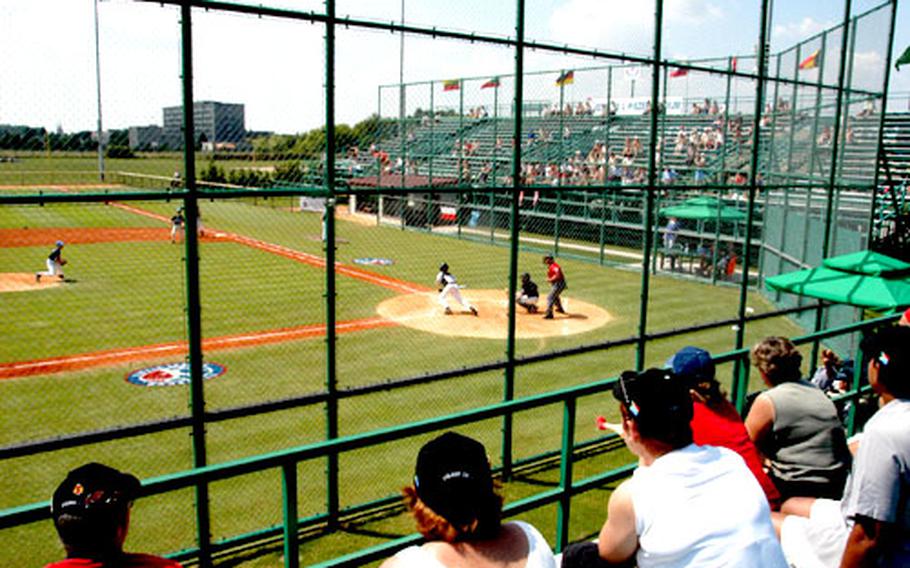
[0,1,898,565]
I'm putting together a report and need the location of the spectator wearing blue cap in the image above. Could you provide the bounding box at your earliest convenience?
[668,346,781,509]
[36,240,67,283]
[47,462,181,567]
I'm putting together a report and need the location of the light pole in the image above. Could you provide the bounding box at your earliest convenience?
[93,0,105,181]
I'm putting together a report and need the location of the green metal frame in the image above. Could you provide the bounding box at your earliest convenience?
[0,0,898,566]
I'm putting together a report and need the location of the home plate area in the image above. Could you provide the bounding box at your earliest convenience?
[376,289,613,339]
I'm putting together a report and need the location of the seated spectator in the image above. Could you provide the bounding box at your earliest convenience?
[380,432,556,568]
[778,325,910,567]
[47,462,182,567]
[746,337,852,501]
[811,349,849,393]
[668,346,782,509]
[569,369,786,568]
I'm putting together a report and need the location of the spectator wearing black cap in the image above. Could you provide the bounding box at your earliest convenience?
[587,369,786,567]
[668,346,781,509]
[779,325,910,568]
[47,462,181,568]
[379,432,556,568]
[746,337,852,501]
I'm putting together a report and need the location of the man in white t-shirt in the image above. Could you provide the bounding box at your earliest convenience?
[569,368,786,568]
[780,325,910,568]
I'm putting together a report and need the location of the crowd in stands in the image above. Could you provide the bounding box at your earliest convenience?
[46,321,910,567]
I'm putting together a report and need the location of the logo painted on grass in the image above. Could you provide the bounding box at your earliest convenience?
[353,257,394,266]
[126,362,226,387]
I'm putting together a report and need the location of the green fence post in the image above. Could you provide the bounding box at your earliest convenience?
[554,191,561,255]
[178,3,211,565]
[813,0,854,368]
[599,187,606,265]
[555,398,577,551]
[324,0,340,527]
[501,0,526,481]
[636,0,664,371]
[732,0,770,408]
[865,0,898,246]
[282,463,299,568]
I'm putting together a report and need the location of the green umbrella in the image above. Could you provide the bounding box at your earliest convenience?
[765,251,910,310]
[821,250,910,277]
[659,196,747,221]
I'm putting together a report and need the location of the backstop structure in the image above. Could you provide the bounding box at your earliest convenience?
[0,1,900,566]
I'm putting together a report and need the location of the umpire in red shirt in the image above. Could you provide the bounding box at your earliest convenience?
[542,254,567,319]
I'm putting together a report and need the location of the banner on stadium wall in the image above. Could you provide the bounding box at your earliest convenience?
[300,196,326,212]
[612,96,685,116]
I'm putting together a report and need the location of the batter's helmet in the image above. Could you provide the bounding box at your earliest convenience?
[439,263,449,272]
[56,240,65,247]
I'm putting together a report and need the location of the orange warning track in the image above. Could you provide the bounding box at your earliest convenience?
[0,317,395,380]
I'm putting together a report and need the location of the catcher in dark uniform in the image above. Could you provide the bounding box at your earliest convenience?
[515,272,540,313]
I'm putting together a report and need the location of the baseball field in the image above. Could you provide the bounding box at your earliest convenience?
[0,183,804,565]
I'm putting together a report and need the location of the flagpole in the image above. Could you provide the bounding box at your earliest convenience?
[459,80,464,187]
[558,72,565,189]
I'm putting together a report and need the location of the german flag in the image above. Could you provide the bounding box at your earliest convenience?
[555,70,574,86]
[481,76,501,89]
[799,49,820,70]
[443,79,461,91]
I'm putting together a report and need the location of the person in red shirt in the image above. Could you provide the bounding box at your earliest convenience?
[542,254,567,320]
[667,346,782,510]
[47,463,182,568]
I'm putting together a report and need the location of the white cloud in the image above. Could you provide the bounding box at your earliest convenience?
[772,17,832,44]
[547,0,724,56]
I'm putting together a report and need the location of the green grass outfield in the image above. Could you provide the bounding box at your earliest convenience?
[0,197,804,565]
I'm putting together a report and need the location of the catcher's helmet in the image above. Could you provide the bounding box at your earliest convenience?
[439,262,449,272]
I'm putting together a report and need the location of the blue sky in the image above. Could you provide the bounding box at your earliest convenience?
[0,0,906,134]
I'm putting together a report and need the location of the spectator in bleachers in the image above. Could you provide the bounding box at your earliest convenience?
[380,432,557,568]
[778,325,910,568]
[570,368,786,568]
[668,346,782,509]
[47,462,182,568]
[746,337,852,502]
[810,349,849,394]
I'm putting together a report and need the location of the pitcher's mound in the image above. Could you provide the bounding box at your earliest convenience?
[0,273,63,293]
[377,289,614,339]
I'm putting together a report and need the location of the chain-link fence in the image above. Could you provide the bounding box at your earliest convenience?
[0,0,898,565]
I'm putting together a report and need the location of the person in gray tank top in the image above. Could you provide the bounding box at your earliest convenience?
[745,336,851,501]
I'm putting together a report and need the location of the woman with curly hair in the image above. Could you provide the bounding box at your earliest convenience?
[380,432,556,568]
[745,337,852,502]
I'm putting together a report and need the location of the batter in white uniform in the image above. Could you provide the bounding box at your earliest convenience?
[436,263,478,316]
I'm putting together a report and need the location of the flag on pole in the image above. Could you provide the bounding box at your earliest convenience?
[555,70,574,86]
[443,79,461,91]
[670,68,688,78]
[896,46,910,71]
[799,49,820,70]
[481,76,501,89]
